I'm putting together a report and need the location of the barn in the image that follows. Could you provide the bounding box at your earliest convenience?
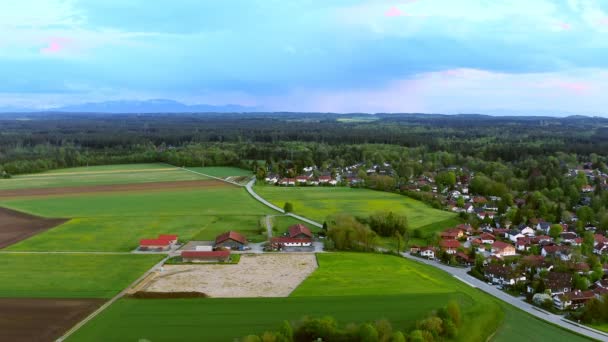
[215,231,248,250]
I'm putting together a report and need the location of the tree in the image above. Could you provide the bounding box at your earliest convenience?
[394,231,403,253]
[359,323,379,342]
[374,319,393,342]
[368,211,409,237]
[446,300,462,327]
[279,320,293,342]
[283,202,294,213]
[549,224,563,239]
[391,331,406,342]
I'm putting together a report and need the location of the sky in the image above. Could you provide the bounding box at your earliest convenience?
[1,0,608,115]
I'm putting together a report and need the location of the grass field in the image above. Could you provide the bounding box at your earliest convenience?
[271,215,318,236]
[187,166,252,178]
[67,252,592,342]
[0,253,162,298]
[2,187,272,251]
[0,163,208,190]
[255,185,456,230]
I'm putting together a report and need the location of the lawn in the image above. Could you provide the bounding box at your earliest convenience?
[492,304,591,342]
[0,163,208,190]
[271,215,319,236]
[0,253,162,298]
[255,185,456,230]
[187,166,252,178]
[2,187,273,251]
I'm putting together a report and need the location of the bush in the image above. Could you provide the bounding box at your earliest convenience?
[283,202,294,213]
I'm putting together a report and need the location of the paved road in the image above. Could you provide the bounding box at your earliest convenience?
[265,215,274,238]
[245,179,323,228]
[401,253,608,341]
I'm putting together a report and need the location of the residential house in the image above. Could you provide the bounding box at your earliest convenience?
[420,247,436,259]
[138,234,178,251]
[441,228,464,240]
[484,264,526,286]
[541,245,572,261]
[492,241,516,258]
[480,233,496,245]
[554,290,595,310]
[545,272,573,296]
[215,231,248,250]
[278,178,295,186]
[265,174,279,184]
[507,230,525,243]
[288,224,313,239]
[440,240,460,254]
[270,237,313,248]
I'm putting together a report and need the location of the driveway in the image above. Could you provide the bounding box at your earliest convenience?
[400,253,608,341]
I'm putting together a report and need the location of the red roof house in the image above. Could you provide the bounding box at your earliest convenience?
[288,224,313,239]
[215,231,248,249]
[181,250,230,262]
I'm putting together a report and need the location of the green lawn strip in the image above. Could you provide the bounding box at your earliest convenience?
[186,166,252,178]
[588,323,608,334]
[0,253,162,298]
[0,164,209,190]
[67,294,457,342]
[492,303,592,342]
[254,185,455,229]
[271,215,320,236]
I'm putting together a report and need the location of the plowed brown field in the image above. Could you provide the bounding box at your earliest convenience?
[0,207,67,249]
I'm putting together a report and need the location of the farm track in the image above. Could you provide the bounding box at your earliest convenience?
[0,179,229,199]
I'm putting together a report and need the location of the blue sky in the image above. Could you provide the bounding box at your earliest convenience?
[1,0,608,114]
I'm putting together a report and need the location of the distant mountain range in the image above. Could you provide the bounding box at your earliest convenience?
[0,99,262,113]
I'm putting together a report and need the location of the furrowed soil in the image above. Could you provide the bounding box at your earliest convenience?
[0,179,231,199]
[0,207,67,249]
[0,298,105,342]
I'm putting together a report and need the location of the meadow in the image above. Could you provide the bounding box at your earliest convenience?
[2,187,272,251]
[66,253,591,342]
[0,163,207,190]
[254,185,456,230]
[0,253,162,298]
[187,166,252,178]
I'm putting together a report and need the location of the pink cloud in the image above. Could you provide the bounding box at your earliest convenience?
[599,17,608,26]
[554,81,590,93]
[40,37,72,55]
[557,22,572,30]
[385,7,403,17]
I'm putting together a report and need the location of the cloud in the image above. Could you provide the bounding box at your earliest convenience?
[40,37,71,55]
[557,22,572,30]
[385,7,403,17]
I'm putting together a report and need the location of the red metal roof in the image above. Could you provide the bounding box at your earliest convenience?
[440,239,460,248]
[158,234,178,241]
[181,250,230,258]
[140,239,171,247]
[215,231,247,245]
[288,224,312,238]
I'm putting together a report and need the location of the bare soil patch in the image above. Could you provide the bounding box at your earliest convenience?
[144,254,317,297]
[0,207,68,249]
[0,179,231,199]
[0,297,105,342]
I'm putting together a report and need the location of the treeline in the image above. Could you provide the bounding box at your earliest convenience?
[241,301,462,342]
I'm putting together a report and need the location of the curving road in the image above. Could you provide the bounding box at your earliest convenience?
[245,179,323,228]
[400,253,608,341]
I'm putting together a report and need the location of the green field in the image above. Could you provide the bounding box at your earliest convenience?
[187,166,252,178]
[0,253,162,298]
[0,163,208,190]
[3,187,273,251]
[67,253,591,342]
[271,215,318,236]
[255,185,456,230]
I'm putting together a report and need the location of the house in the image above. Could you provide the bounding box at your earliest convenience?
[138,234,179,251]
[545,272,573,296]
[484,264,526,286]
[318,175,332,184]
[295,175,309,184]
[441,228,464,240]
[288,224,313,239]
[480,233,496,244]
[516,237,531,251]
[519,226,536,237]
[440,239,460,254]
[542,245,572,261]
[270,237,313,248]
[410,245,421,254]
[464,203,475,214]
[265,174,279,184]
[507,229,525,242]
[420,247,436,259]
[560,232,578,244]
[279,178,295,186]
[215,231,248,250]
[455,252,472,265]
[537,222,552,234]
[491,241,516,258]
[181,250,231,263]
[554,290,595,310]
[594,243,608,255]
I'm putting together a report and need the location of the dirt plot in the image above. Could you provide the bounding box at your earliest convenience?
[0,297,105,342]
[144,254,318,297]
[0,179,231,199]
[0,207,68,249]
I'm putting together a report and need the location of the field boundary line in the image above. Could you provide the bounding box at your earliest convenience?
[165,164,245,187]
[56,255,170,342]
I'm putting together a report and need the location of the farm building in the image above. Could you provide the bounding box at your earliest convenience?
[215,231,248,250]
[270,237,313,249]
[139,234,179,251]
[288,224,313,239]
[181,250,231,263]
